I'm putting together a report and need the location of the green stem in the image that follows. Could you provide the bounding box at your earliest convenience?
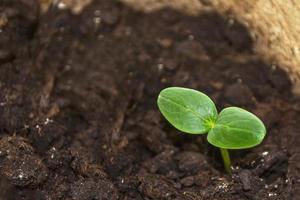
[220,148,231,173]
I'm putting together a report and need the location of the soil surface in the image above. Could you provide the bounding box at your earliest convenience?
[0,1,299,200]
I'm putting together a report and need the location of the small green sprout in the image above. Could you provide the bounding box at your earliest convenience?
[157,87,266,173]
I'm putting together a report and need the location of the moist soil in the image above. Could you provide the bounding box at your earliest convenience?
[0,1,299,200]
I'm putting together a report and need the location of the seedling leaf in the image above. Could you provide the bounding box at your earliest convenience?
[157,87,218,134]
[207,107,266,149]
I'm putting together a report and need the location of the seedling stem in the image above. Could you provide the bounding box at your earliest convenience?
[220,148,231,173]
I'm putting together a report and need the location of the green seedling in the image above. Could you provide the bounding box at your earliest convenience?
[157,87,266,173]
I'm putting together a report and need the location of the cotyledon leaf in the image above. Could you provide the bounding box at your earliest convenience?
[207,107,266,149]
[157,87,218,134]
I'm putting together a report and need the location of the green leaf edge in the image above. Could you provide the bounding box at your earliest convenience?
[207,107,267,149]
[157,87,218,134]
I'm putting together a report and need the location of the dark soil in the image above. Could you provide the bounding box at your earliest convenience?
[0,0,299,199]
